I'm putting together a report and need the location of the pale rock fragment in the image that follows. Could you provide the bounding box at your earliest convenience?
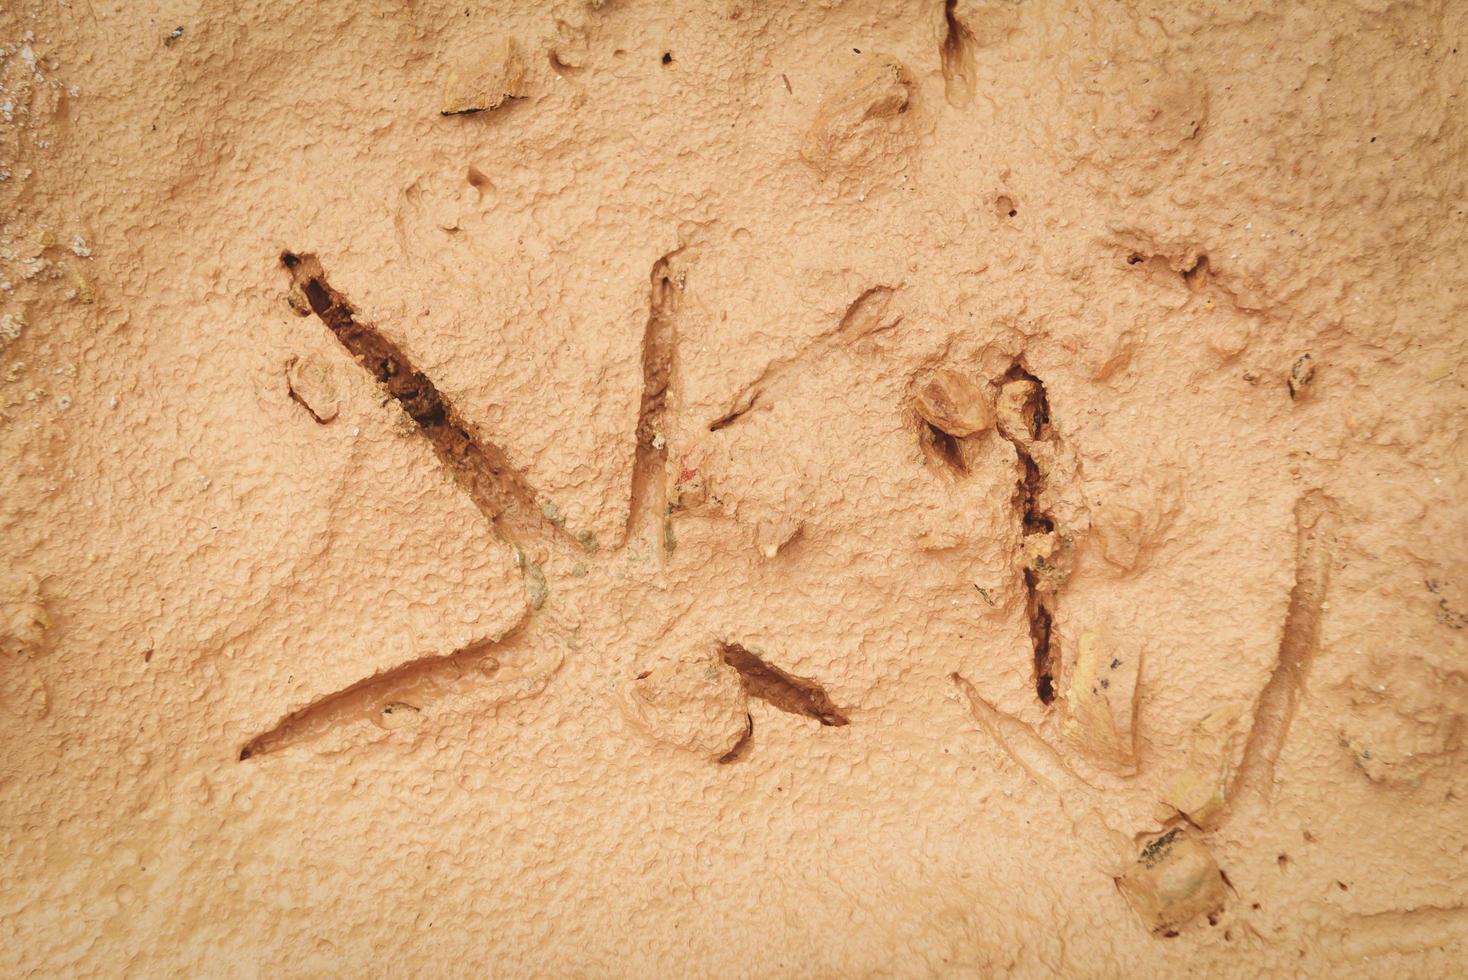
[1118,828,1227,935]
[0,573,47,658]
[1204,314,1252,361]
[441,39,528,116]
[995,377,1042,444]
[1288,353,1316,400]
[1093,503,1146,571]
[1023,528,1073,593]
[621,648,750,761]
[912,367,994,437]
[285,353,341,423]
[754,515,802,559]
[1157,705,1242,827]
[523,561,548,610]
[1082,329,1137,382]
[375,702,422,731]
[1062,629,1140,773]
[801,55,914,173]
[0,312,23,347]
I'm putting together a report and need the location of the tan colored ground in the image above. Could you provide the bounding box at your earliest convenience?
[2,0,1466,975]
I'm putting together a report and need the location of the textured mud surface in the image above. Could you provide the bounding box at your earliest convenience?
[2,0,1466,975]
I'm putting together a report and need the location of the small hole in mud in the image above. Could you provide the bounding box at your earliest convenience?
[1127,253,1144,265]
[1336,881,1349,891]
[661,52,673,65]
[995,194,1017,219]
[1277,853,1289,870]
[1036,673,1054,703]
[1183,254,1210,289]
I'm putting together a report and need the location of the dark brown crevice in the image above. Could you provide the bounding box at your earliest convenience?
[238,620,530,761]
[998,363,1058,704]
[720,642,849,726]
[940,0,976,107]
[628,251,681,550]
[279,252,569,552]
[919,421,967,474]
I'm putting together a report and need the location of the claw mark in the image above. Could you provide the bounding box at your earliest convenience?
[239,616,564,760]
[939,0,976,107]
[628,250,682,552]
[1230,491,1337,805]
[280,252,570,556]
[951,672,1088,792]
[721,642,849,726]
[1332,905,1468,958]
[952,672,1130,863]
[707,285,900,431]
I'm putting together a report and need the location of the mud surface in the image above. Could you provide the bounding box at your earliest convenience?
[2,0,1466,975]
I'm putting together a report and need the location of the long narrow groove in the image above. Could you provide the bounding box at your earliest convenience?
[627,251,681,552]
[706,285,898,432]
[1335,906,1468,958]
[280,251,569,552]
[720,642,849,726]
[998,363,1058,704]
[951,672,1089,792]
[1229,491,1337,806]
[238,618,531,760]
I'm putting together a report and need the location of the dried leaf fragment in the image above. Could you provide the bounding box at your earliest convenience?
[1157,705,1241,826]
[1062,629,1140,773]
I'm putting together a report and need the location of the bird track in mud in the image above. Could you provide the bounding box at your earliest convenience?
[258,251,867,762]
